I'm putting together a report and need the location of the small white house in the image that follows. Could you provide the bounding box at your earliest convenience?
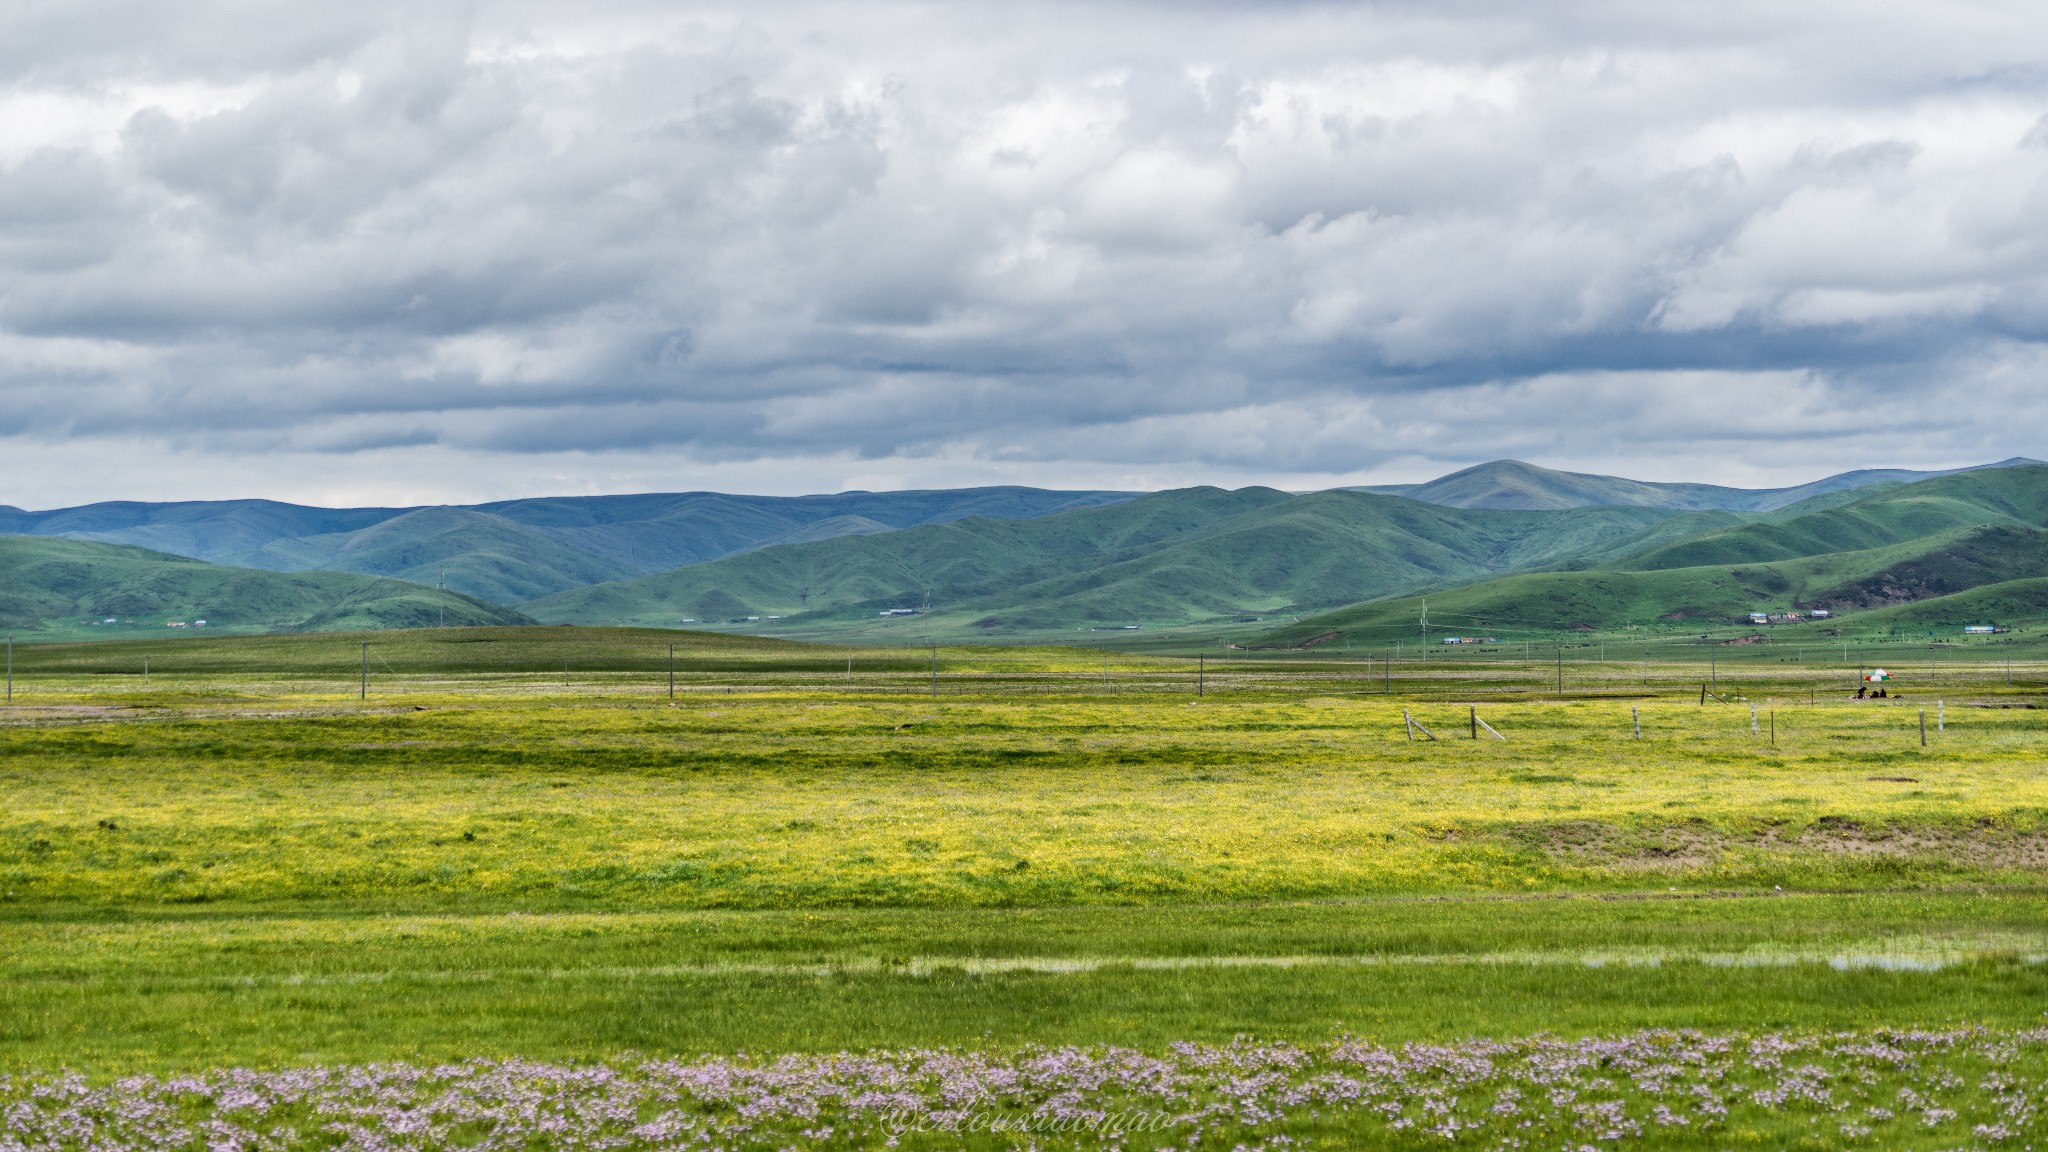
[1748,612,1770,624]
[1809,609,1830,619]
[1964,625,1996,634]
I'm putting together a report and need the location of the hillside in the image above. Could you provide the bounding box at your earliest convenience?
[526,487,1680,633]
[1251,469,2048,647]
[1843,577,2048,631]
[240,506,643,604]
[1616,466,2048,570]
[8,462,2035,614]
[0,537,529,637]
[1355,457,2040,512]
[0,487,1136,603]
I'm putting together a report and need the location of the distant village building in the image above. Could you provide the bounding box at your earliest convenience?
[1809,609,1830,619]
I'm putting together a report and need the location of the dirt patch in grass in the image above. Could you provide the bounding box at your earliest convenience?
[1508,818,2048,873]
[0,705,142,726]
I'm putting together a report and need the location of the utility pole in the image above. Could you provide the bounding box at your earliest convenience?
[360,640,368,701]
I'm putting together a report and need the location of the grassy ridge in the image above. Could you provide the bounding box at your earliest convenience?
[1255,526,2048,645]
[7,487,1135,604]
[1252,469,2048,647]
[0,627,1216,677]
[526,487,1680,633]
[1617,465,2048,570]
[0,536,528,638]
[530,467,2048,646]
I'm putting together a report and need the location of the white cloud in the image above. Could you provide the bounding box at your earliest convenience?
[0,0,2045,506]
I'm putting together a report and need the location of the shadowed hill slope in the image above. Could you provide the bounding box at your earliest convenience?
[1616,466,2048,571]
[1252,469,2048,646]
[526,488,1682,631]
[0,537,530,637]
[0,487,1137,603]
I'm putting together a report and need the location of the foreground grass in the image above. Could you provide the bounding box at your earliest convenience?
[3,642,2047,1150]
[4,892,2047,1072]
[2,683,2044,908]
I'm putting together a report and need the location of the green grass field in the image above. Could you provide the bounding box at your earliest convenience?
[4,628,2048,1148]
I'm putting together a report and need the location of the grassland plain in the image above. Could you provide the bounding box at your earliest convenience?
[6,630,2048,1149]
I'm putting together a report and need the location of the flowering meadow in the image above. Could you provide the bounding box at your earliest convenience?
[5,649,2048,1148]
[5,686,2048,911]
[4,1027,2045,1151]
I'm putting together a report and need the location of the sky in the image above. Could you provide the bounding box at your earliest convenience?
[2,0,2046,508]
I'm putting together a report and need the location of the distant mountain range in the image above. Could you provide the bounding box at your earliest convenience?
[1353,457,2044,512]
[3,458,2044,641]
[0,488,1135,605]
[524,488,1682,631]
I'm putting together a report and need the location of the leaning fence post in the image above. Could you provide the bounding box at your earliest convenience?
[1751,703,1758,736]
[1919,709,1927,747]
[1469,705,1477,739]
[1632,704,1641,739]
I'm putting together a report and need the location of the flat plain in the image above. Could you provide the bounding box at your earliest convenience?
[3,628,2046,1149]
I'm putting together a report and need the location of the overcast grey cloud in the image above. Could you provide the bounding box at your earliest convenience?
[1,0,2045,505]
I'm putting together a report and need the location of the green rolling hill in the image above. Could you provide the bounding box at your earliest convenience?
[0,537,530,638]
[7,460,2043,646]
[1615,467,2048,571]
[239,507,643,604]
[1842,577,2048,632]
[525,487,1684,635]
[0,488,1136,603]
[1252,467,2048,647]
[1355,457,2040,511]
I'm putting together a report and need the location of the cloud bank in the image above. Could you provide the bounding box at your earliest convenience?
[1,0,2045,504]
